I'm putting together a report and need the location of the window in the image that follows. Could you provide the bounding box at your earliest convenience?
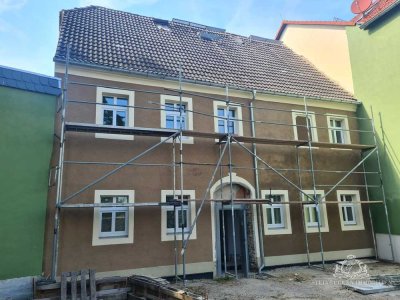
[161,190,196,241]
[160,95,193,143]
[337,190,365,231]
[165,195,190,234]
[292,111,318,142]
[261,190,292,235]
[302,190,329,233]
[213,101,243,136]
[92,190,134,246]
[327,115,351,145]
[96,87,135,140]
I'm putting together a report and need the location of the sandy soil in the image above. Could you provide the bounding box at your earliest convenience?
[178,262,400,300]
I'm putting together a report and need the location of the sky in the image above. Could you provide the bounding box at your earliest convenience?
[0,0,356,76]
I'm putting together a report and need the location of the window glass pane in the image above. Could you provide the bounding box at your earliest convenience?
[274,208,282,224]
[178,210,188,228]
[115,212,126,231]
[335,130,343,144]
[304,208,310,223]
[342,207,347,220]
[228,121,235,134]
[218,120,225,133]
[271,195,282,203]
[166,195,175,203]
[228,109,235,118]
[103,96,114,104]
[116,98,128,106]
[103,110,113,125]
[267,208,272,224]
[116,111,126,126]
[165,103,174,111]
[101,196,113,203]
[167,211,175,228]
[116,196,128,204]
[335,120,342,128]
[345,195,353,202]
[101,213,112,232]
[177,117,186,129]
[346,207,354,221]
[166,116,174,129]
[217,108,225,117]
[177,104,186,112]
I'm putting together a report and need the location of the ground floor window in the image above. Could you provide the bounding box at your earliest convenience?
[261,190,292,235]
[302,190,329,233]
[337,190,365,231]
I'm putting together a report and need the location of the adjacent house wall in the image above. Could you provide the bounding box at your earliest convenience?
[0,86,56,279]
[346,6,400,261]
[279,24,355,94]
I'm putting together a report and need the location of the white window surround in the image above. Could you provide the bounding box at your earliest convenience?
[261,190,292,235]
[336,190,365,231]
[92,190,134,246]
[161,190,196,241]
[327,114,351,145]
[160,95,193,144]
[302,190,329,233]
[213,101,243,138]
[95,87,135,140]
[292,110,318,142]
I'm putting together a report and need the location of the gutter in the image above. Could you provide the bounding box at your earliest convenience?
[54,58,360,105]
[360,0,400,29]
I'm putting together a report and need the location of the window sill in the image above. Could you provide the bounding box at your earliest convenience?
[340,224,365,231]
[161,232,196,241]
[265,228,292,235]
[92,235,133,246]
[305,226,329,233]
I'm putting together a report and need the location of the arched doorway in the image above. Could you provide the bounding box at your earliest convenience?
[210,173,259,277]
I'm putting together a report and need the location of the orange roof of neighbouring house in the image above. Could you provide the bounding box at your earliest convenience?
[352,0,400,27]
[275,20,355,40]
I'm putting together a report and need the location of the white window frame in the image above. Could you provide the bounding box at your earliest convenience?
[160,95,193,144]
[292,110,318,142]
[92,190,134,246]
[95,87,135,140]
[213,101,243,137]
[302,190,329,233]
[161,190,196,241]
[327,114,351,145]
[261,190,292,235]
[337,190,365,231]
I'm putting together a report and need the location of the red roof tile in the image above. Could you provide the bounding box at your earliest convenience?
[352,0,399,25]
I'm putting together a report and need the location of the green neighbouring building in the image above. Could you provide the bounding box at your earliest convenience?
[0,66,61,280]
[346,1,400,261]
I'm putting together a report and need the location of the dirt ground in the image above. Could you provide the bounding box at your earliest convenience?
[178,262,400,299]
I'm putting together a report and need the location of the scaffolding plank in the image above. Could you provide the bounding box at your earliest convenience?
[64,122,374,150]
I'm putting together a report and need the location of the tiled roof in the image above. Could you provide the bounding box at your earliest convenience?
[275,20,355,40]
[54,6,356,102]
[352,0,399,27]
[0,65,61,96]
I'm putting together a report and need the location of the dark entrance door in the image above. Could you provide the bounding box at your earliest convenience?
[219,208,248,276]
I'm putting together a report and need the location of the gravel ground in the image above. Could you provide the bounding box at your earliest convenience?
[177,262,400,299]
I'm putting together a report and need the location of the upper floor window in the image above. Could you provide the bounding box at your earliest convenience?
[261,190,292,235]
[213,101,243,136]
[302,190,329,233]
[336,190,365,231]
[327,115,351,144]
[96,87,135,140]
[92,190,135,246]
[160,95,193,143]
[292,111,318,142]
[161,190,197,241]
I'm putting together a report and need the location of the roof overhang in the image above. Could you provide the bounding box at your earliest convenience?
[360,0,400,29]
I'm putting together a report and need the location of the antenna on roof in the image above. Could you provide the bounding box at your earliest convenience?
[351,0,372,14]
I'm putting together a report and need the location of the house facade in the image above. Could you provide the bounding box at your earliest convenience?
[276,0,400,262]
[44,6,377,279]
[0,66,60,280]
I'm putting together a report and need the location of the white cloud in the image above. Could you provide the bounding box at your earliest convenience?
[79,0,158,9]
[0,0,27,13]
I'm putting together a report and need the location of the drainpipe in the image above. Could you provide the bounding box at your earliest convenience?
[249,90,266,273]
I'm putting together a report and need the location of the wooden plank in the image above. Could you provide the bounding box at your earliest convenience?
[89,269,96,300]
[81,269,88,300]
[71,272,77,300]
[60,273,67,300]
[96,287,131,297]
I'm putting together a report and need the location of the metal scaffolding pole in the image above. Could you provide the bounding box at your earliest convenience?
[226,86,238,279]
[371,108,395,261]
[219,144,228,276]
[172,137,179,282]
[303,97,325,268]
[296,147,311,266]
[51,45,70,279]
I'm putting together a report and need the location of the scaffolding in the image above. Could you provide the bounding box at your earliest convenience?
[50,50,395,282]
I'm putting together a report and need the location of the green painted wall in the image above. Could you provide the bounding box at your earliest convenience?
[347,7,400,235]
[0,86,56,279]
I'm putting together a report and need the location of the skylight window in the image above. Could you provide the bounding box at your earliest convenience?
[200,32,222,42]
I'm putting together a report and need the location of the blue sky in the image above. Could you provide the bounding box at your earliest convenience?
[0,0,355,76]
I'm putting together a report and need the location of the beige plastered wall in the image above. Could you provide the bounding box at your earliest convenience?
[279,24,355,95]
